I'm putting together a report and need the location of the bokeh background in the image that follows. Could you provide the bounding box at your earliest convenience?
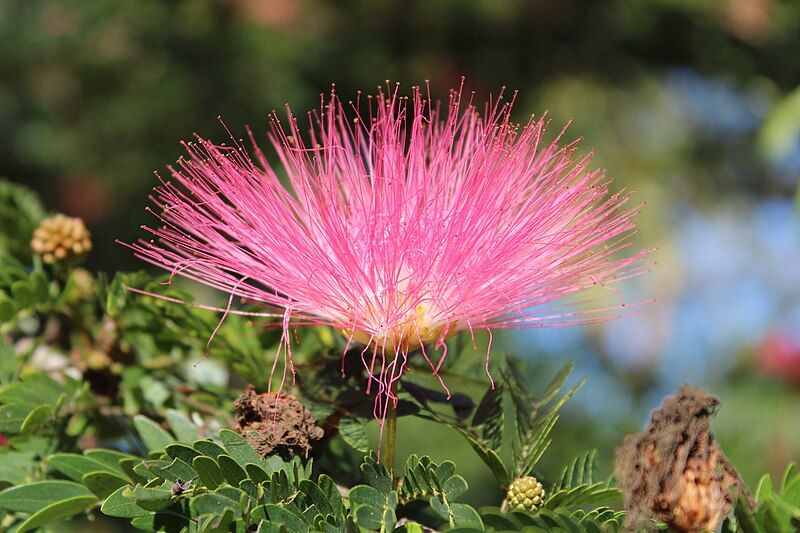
[2,0,800,507]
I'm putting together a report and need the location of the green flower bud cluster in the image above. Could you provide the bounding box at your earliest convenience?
[506,476,545,512]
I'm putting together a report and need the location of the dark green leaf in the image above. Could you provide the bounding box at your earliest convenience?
[218,454,247,485]
[0,294,16,322]
[166,443,201,464]
[265,503,310,532]
[219,429,261,466]
[193,455,223,489]
[246,462,270,484]
[11,280,34,308]
[194,439,227,458]
[472,385,504,450]
[340,418,369,453]
[300,479,334,517]
[130,506,191,531]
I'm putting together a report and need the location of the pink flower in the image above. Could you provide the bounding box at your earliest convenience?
[756,331,800,385]
[125,83,649,421]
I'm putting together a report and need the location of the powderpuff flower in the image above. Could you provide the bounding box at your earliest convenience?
[125,83,648,421]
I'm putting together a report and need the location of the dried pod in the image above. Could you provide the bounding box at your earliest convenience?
[234,386,324,458]
[30,214,92,264]
[614,386,753,532]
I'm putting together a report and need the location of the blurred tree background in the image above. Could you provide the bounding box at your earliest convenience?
[2,0,800,510]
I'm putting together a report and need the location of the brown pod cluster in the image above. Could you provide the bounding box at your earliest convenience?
[30,214,92,264]
[614,386,752,532]
[234,386,324,458]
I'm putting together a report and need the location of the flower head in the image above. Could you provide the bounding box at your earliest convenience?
[125,83,648,420]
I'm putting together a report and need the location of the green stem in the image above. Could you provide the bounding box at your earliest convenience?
[380,379,398,473]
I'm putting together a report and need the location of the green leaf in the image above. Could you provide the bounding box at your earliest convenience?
[0,293,16,322]
[16,495,98,532]
[0,403,34,433]
[299,478,334,517]
[120,458,149,485]
[165,409,200,442]
[400,454,469,505]
[130,505,191,531]
[0,373,67,408]
[265,504,310,532]
[350,485,398,532]
[84,449,136,476]
[166,443,201,464]
[239,478,261,502]
[757,499,785,532]
[0,344,16,384]
[82,471,131,499]
[197,508,236,532]
[133,415,174,453]
[101,486,149,518]
[219,428,261,466]
[781,475,800,506]
[472,385,504,450]
[0,480,93,512]
[360,454,393,493]
[245,462,270,484]
[20,403,51,434]
[430,499,483,529]
[0,449,38,485]
[340,418,369,453]
[780,463,798,494]
[480,509,520,530]
[141,458,196,482]
[218,454,247,485]
[10,280,34,308]
[194,439,227,458]
[106,271,151,316]
[755,474,774,503]
[758,84,800,162]
[190,491,238,515]
[49,453,124,482]
[318,474,346,520]
[733,494,761,533]
[466,437,511,488]
[193,455,224,489]
[131,484,174,511]
[29,271,49,303]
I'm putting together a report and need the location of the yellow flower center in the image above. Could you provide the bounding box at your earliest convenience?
[340,302,458,351]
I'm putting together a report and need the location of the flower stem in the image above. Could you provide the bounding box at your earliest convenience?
[380,379,398,472]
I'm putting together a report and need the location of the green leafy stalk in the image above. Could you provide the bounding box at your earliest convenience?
[380,380,399,473]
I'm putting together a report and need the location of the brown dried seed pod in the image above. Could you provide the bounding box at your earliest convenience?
[233,386,324,458]
[614,386,754,532]
[30,214,92,263]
